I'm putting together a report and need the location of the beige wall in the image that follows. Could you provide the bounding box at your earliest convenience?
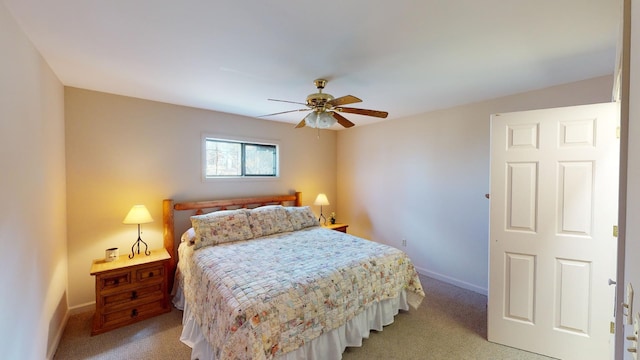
[337,75,614,294]
[64,88,338,308]
[0,3,67,359]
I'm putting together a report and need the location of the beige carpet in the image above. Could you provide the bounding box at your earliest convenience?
[54,275,554,359]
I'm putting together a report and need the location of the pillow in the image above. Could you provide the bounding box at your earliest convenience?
[285,206,319,230]
[246,205,294,238]
[180,227,196,244]
[190,209,253,249]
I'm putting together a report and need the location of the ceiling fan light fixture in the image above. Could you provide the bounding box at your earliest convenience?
[304,111,336,129]
[317,112,336,128]
[304,111,318,128]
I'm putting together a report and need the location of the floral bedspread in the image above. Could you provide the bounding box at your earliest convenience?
[179,226,424,360]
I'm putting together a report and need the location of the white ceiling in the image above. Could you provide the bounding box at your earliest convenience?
[3,0,622,128]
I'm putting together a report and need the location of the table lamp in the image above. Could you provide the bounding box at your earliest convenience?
[123,204,154,259]
[314,193,330,225]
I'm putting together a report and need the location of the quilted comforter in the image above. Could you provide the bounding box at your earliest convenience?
[178,226,424,360]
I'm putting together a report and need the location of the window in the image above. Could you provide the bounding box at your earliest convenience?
[203,137,278,179]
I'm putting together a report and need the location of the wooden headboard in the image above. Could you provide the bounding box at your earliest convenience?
[162,191,302,291]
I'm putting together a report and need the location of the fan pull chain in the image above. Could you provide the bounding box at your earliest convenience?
[317,127,320,139]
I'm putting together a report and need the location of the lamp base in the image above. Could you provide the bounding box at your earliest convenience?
[318,204,328,225]
[318,213,327,225]
[129,236,151,259]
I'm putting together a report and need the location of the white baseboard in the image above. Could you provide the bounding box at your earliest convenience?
[69,301,95,315]
[46,311,69,360]
[415,266,488,296]
[47,302,95,360]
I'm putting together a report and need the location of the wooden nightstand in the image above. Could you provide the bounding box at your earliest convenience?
[90,248,171,335]
[323,223,349,233]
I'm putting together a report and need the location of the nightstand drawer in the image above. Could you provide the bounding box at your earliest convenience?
[101,299,166,328]
[136,264,164,282]
[102,282,164,308]
[99,271,132,290]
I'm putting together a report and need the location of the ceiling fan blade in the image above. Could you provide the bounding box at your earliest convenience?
[337,107,388,118]
[331,112,355,128]
[295,119,306,128]
[328,95,362,107]
[268,98,308,106]
[259,108,309,117]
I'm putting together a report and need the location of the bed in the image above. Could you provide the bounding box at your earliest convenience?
[162,192,425,360]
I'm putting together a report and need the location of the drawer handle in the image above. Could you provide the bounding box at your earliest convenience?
[131,309,138,318]
[114,279,119,285]
[148,272,154,278]
[131,291,138,300]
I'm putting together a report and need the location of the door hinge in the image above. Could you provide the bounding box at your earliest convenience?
[614,225,619,237]
[611,321,615,334]
[617,126,621,139]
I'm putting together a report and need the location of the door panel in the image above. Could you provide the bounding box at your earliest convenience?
[505,252,536,323]
[507,162,538,231]
[555,258,591,334]
[558,161,593,235]
[488,102,619,360]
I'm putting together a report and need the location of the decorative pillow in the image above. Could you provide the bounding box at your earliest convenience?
[246,205,294,238]
[180,227,196,244]
[285,206,319,230]
[190,209,253,249]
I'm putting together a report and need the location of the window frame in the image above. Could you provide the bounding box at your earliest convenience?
[201,134,280,182]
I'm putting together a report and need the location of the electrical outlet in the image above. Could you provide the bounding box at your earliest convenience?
[401,238,407,247]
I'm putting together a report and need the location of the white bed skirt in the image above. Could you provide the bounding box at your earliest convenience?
[174,290,409,360]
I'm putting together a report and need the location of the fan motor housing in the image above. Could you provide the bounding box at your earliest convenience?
[306,93,334,109]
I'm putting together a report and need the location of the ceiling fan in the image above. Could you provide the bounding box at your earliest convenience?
[260,79,388,129]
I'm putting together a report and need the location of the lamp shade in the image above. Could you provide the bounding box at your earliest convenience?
[304,111,318,128]
[314,193,330,206]
[123,205,154,224]
[305,111,337,129]
[316,112,336,128]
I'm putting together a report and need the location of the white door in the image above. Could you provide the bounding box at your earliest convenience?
[488,103,619,360]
